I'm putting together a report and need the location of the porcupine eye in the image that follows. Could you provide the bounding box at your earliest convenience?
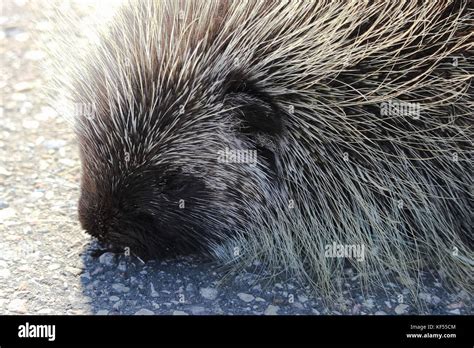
[224,76,285,174]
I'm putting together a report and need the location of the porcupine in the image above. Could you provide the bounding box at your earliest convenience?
[58,0,473,299]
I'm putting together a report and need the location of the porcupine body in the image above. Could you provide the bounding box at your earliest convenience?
[63,1,473,299]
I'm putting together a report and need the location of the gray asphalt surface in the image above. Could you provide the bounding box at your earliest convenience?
[0,0,471,316]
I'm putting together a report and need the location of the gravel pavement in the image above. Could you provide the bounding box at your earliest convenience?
[0,0,472,316]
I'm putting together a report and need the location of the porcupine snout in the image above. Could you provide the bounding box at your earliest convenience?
[77,155,218,259]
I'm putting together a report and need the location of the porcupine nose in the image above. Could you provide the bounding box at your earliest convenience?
[77,193,112,241]
[78,206,103,239]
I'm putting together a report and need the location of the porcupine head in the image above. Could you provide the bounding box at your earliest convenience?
[75,1,287,260]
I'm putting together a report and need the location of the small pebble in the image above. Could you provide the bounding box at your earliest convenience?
[112,300,123,310]
[8,299,27,314]
[189,306,206,314]
[135,309,154,315]
[117,261,127,272]
[14,81,33,91]
[0,166,12,176]
[264,305,279,315]
[237,293,255,303]
[394,304,409,314]
[42,139,66,150]
[199,287,218,300]
[37,308,53,314]
[150,283,159,297]
[65,266,82,276]
[22,119,39,129]
[298,295,308,303]
[99,252,115,266]
[47,263,61,271]
[447,302,463,309]
[112,283,130,293]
